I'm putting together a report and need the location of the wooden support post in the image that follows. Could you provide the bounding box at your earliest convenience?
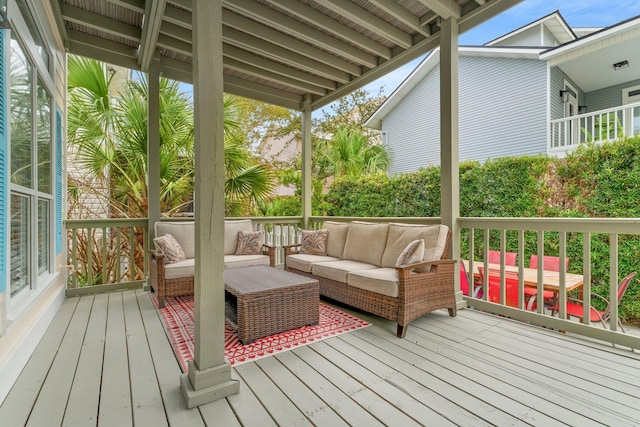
[439,18,462,308]
[301,94,312,230]
[181,0,239,408]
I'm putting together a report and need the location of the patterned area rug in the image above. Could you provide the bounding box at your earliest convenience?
[152,295,370,371]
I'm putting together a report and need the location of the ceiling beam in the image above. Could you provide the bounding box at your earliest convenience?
[224,83,302,111]
[156,33,192,56]
[166,0,192,11]
[61,3,141,43]
[367,0,431,37]
[105,0,145,14]
[138,0,167,71]
[224,75,303,107]
[68,30,141,71]
[223,45,336,90]
[163,3,191,29]
[223,26,351,83]
[224,58,326,95]
[222,10,362,76]
[415,0,461,20]
[321,0,413,49]
[224,0,377,68]
[458,0,522,33]
[266,0,391,59]
[160,21,192,43]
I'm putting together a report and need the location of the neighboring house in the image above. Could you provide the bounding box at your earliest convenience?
[257,132,301,196]
[366,11,640,174]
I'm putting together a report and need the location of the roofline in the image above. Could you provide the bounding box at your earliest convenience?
[364,46,544,129]
[485,10,576,46]
[540,14,640,59]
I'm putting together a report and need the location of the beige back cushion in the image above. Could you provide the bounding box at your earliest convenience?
[155,222,195,259]
[323,221,349,258]
[380,223,450,268]
[342,222,390,266]
[224,220,254,255]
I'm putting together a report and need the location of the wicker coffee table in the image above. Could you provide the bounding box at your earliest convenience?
[224,265,320,344]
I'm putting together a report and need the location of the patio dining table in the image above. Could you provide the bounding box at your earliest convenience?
[462,260,584,293]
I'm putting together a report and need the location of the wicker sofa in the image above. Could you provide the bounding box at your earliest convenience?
[284,221,456,337]
[149,220,275,307]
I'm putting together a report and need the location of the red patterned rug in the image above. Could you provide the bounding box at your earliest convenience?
[152,295,370,372]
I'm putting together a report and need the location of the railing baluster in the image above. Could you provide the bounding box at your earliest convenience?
[582,232,591,326]
[482,229,489,301]
[71,228,78,288]
[499,229,506,306]
[536,230,544,314]
[87,227,93,286]
[517,229,525,309]
[558,231,567,319]
[102,227,108,284]
[129,227,135,282]
[609,233,619,332]
[116,227,122,282]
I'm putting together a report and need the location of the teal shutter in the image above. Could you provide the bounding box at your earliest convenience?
[0,30,7,293]
[55,107,62,254]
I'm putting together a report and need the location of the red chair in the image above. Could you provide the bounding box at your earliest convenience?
[560,272,636,334]
[478,267,529,309]
[525,255,569,311]
[487,250,517,266]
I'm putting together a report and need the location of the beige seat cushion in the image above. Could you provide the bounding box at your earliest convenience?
[224,220,254,255]
[342,222,390,266]
[286,254,340,273]
[164,258,195,279]
[224,254,270,269]
[380,223,449,270]
[323,221,350,258]
[155,222,195,259]
[311,260,378,283]
[347,268,399,298]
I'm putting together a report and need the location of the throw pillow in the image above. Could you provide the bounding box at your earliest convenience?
[235,230,265,255]
[395,239,425,267]
[300,229,329,255]
[153,233,187,264]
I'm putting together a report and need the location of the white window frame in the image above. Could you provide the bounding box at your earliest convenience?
[563,80,579,145]
[622,84,640,137]
[6,0,56,317]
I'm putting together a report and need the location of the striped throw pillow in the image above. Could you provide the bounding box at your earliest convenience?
[153,233,187,264]
[395,239,425,267]
[300,229,328,255]
[235,230,265,255]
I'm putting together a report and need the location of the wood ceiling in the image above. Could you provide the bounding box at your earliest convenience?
[53,0,520,110]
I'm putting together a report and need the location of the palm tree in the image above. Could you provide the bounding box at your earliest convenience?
[318,125,390,179]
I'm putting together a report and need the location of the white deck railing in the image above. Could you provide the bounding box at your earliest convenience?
[550,101,640,156]
[460,217,640,350]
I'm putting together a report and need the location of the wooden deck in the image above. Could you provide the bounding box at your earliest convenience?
[2,289,640,426]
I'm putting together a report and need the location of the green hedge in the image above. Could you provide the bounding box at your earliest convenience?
[322,136,640,323]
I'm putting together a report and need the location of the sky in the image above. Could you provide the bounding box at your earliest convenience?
[365,0,640,98]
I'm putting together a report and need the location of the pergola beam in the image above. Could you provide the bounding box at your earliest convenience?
[106,0,145,14]
[367,0,431,38]
[223,27,351,83]
[67,30,140,70]
[322,0,413,49]
[416,0,462,20]
[138,0,167,71]
[222,9,362,76]
[224,0,377,68]
[267,0,391,59]
[61,3,141,42]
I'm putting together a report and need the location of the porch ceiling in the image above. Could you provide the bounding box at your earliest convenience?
[53,0,521,111]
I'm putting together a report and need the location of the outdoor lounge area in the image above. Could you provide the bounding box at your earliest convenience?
[2,289,640,426]
[4,0,640,422]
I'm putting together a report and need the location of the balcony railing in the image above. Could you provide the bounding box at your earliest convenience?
[550,101,640,155]
[65,216,640,349]
[460,217,640,350]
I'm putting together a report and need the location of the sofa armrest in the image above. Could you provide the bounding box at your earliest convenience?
[261,244,276,267]
[148,249,166,297]
[284,244,301,256]
[396,258,456,274]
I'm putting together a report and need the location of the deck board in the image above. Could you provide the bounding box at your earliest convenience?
[3,290,640,426]
[27,295,93,427]
[99,292,133,427]
[62,293,108,426]
[0,297,78,427]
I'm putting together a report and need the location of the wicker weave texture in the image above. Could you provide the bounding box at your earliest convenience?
[285,230,456,336]
[225,267,320,344]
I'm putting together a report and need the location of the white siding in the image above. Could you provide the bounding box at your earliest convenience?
[384,64,441,174]
[542,26,558,47]
[493,26,541,47]
[382,56,548,174]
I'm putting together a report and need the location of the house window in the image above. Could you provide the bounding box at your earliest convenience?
[9,29,53,302]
